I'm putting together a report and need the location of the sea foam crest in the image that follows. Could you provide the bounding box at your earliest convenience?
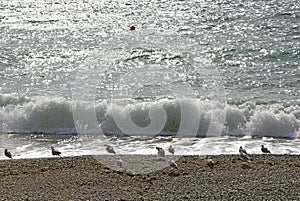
[0,94,299,138]
[0,94,30,107]
[0,95,75,134]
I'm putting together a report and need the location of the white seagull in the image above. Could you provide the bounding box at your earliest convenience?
[116,159,123,168]
[239,146,248,154]
[156,147,165,158]
[168,145,175,155]
[206,157,215,169]
[168,158,178,169]
[239,146,250,162]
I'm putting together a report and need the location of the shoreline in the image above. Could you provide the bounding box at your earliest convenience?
[0,154,299,200]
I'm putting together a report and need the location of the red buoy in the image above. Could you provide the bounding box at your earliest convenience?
[130,25,135,31]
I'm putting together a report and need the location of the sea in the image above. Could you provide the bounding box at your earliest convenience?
[0,0,299,160]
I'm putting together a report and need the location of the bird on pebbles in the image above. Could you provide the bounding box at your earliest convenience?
[105,145,116,154]
[156,147,165,158]
[239,146,250,162]
[261,145,271,153]
[116,159,123,168]
[51,146,61,156]
[4,149,12,159]
[168,158,178,169]
[168,145,175,155]
[206,157,215,169]
[239,146,248,155]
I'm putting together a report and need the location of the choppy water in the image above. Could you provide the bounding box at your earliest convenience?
[0,0,299,159]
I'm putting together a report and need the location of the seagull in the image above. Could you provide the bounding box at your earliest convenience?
[239,146,248,154]
[261,145,271,153]
[156,147,165,158]
[239,146,250,162]
[168,158,178,169]
[168,145,175,155]
[4,149,12,159]
[105,145,116,154]
[239,152,250,162]
[116,159,123,168]
[51,146,61,156]
[206,157,215,169]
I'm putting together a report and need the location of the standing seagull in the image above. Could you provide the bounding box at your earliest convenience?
[261,145,271,153]
[239,146,248,154]
[168,158,178,169]
[4,149,12,159]
[206,157,215,169]
[116,159,123,168]
[168,145,175,155]
[239,146,250,162]
[51,146,61,156]
[105,145,116,154]
[156,147,165,158]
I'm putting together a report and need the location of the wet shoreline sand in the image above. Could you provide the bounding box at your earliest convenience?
[0,154,299,200]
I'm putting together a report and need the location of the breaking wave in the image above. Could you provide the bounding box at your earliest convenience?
[0,94,299,138]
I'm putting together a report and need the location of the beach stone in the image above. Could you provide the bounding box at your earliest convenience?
[0,155,299,200]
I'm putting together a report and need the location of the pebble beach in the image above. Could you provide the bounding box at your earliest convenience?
[1,1,299,200]
[0,154,299,200]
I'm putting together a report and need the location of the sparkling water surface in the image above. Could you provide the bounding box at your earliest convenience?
[0,0,299,159]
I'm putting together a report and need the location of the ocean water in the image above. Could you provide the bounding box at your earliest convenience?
[0,0,299,160]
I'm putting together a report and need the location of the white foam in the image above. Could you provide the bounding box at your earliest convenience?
[0,94,299,138]
[247,111,299,138]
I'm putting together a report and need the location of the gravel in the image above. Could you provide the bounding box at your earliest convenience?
[0,154,299,200]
